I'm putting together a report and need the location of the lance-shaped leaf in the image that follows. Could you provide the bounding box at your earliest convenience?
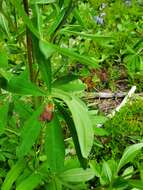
[57,103,87,169]
[0,102,9,134]
[52,89,94,158]
[16,105,43,158]
[58,168,95,182]
[16,173,42,190]
[1,160,26,190]
[39,40,99,68]
[44,113,65,172]
[0,12,10,38]
[32,36,52,93]
[7,71,45,96]
[117,143,143,173]
[30,0,56,4]
[12,0,39,38]
[0,49,8,68]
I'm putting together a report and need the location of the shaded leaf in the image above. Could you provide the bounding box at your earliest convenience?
[7,71,45,96]
[16,106,43,158]
[0,102,9,134]
[0,50,8,68]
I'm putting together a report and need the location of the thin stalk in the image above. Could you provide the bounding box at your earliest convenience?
[23,0,34,81]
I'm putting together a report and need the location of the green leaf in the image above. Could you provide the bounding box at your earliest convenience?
[30,0,56,4]
[1,160,26,190]
[12,0,39,38]
[122,166,134,179]
[46,9,65,38]
[16,105,43,158]
[125,54,140,74]
[60,29,113,41]
[57,103,87,169]
[54,79,86,92]
[117,143,143,173]
[7,71,45,96]
[47,179,62,190]
[66,97,94,158]
[101,161,112,183]
[39,40,99,68]
[32,38,52,93]
[0,102,9,134]
[53,74,79,86]
[44,113,65,172]
[52,89,94,158]
[16,173,42,190]
[39,40,55,59]
[128,180,143,189]
[0,12,10,38]
[58,168,95,182]
[0,50,8,68]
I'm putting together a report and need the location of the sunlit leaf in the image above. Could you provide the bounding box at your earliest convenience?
[52,89,94,158]
[58,168,95,182]
[117,143,143,173]
[1,160,26,190]
[16,173,42,190]
[39,40,99,68]
[0,12,10,38]
[44,113,65,172]
[30,0,56,4]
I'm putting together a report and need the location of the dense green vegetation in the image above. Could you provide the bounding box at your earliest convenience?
[0,0,143,189]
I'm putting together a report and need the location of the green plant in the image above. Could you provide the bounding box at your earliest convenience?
[90,143,143,190]
[0,0,100,189]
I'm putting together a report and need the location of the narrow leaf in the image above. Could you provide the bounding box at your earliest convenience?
[0,50,8,68]
[7,71,45,96]
[30,0,56,4]
[52,89,94,158]
[0,12,10,38]
[57,103,87,169]
[117,143,143,173]
[16,173,42,190]
[17,106,43,158]
[0,102,9,134]
[13,0,39,38]
[102,161,112,183]
[45,113,65,172]
[1,160,26,190]
[39,40,99,68]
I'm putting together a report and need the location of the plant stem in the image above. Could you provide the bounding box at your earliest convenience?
[23,0,34,81]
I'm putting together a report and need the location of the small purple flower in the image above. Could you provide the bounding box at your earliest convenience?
[93,16,104,25]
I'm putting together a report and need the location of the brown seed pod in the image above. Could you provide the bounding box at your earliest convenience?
[40,103,54,122]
